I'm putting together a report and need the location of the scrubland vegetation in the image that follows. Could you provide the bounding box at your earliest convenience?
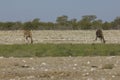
[0,15,120,30]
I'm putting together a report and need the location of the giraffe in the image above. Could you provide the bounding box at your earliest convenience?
[23,30,33,44]
[95,29,106,43]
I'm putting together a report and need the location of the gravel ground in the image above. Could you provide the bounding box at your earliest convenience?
[0,56,120,80]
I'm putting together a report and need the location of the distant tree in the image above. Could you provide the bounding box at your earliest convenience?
[82,15,97,22]
[23,22,33,30]
[4,22,15,30]
[13,21,22,30]
[68,18,78,29]
[0,15,120,30]
[56,15,68,25]
[46,22,55,30]
[78,15,97,29]
[32,18,40,22]
[102,21,112,30]
[0,22,5,30]
[78,20,91,29]
[92,19,103,29]
[112,17,120,29]
[31,18,40,29]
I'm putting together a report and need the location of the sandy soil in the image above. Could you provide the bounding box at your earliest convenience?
[0,30,120,44]
[0,56,120,80]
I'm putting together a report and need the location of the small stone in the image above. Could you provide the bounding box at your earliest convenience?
[41,62,46,66]
[87,61,90,64]
[22,60,26,63]
[44,69,48,71]
[74,63,77,66]
[21,64,29,68]
[0,56,4,59]
[112,75,115,78]
[73,67,76,70]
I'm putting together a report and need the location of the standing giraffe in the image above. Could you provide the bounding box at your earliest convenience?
[95,29,106,43]
[23,30,33,44]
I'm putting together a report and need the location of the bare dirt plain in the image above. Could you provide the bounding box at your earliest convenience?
[0,57,120,80]
[0,30,120,80]
[0,30,120,44]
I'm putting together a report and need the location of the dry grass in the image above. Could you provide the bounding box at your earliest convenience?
[0,30,120,44]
